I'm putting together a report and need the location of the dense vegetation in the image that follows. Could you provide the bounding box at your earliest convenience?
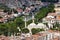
[51,22,60,31]
[21,28,29,33]
[35,4,55,22]
[31,28,44,34]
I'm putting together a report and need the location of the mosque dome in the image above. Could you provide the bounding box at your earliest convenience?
[37,23,48,30]
[27,23,37,29]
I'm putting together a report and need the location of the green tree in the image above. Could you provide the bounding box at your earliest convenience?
[0,23,8,36]
[14,17,24,29]
[35,4,55,22]
[31,28,37,34]
[31,28,44,34]
[51,22,60,31]
[27,20,32,26]
[21,28,29,33]
[6,21,18,36]
[48,4,55,12]
[53,22,60,28]
[35,7,48,21]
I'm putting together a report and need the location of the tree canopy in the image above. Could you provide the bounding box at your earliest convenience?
[21,28,29,33]
[0,17,25,36]
[31,28,44,34]
[35,4,55,22]
[41,0,59,3]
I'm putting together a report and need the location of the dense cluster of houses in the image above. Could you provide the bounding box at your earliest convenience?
[42,2,60,28]
[0,30,60,40]
[0,1,50,23]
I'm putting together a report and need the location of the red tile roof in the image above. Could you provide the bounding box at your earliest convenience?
[16,8,23,12]
[56,15,60,20]
[48,13,57,16]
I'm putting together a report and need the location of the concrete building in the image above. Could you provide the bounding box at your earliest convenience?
[54,3,60,13]
[42,12,60,28]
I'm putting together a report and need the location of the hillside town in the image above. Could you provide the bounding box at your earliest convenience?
[0,0,60,40]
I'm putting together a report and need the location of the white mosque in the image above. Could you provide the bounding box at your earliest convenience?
[27,23,48,31]
[26,13,48,34]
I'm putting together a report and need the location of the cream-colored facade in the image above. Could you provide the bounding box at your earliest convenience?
[54,3,60,13]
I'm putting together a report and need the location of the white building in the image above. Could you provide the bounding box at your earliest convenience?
[27,23,48,34]
[43,13,56,23]
[42,13,57,28]
[54,2,60,13]
[37,23,48,30]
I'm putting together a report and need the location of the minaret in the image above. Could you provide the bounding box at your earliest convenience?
[25,15,27,28]
[32,12,34,23]
[23,12,27,28]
